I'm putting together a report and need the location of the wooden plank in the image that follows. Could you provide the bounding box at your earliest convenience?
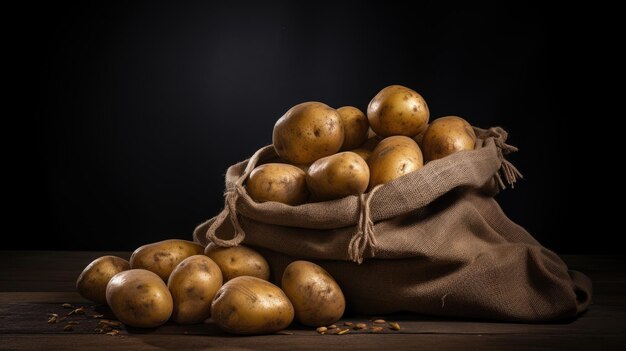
[1,333,622,351]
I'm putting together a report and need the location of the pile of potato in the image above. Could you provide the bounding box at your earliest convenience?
[77,239,344,334]
[250,84,476,204]
[77,85,477,334]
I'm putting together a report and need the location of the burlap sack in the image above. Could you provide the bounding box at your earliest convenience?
[194,127,592,322]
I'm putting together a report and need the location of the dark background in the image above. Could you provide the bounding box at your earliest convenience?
[9,1,613,252]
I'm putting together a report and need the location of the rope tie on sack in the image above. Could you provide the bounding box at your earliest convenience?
[486,127,524,189]
[348,185,382,264]
[205,154,260,247]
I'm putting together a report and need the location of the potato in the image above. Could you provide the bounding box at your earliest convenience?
[306,152,369,201]
[367,85,429,137]
[422,116,476,161]
[368,136,424,188]
[106,269,173,328]
[350,148,372,162]
[204,243,270,282]
[167,255,223,324]
[337,106,369,151]
[130,239,204,281]
[281,261,345,327]
[246,163,309,205]
[273,102,344,165]
[211,276,294,334]
[413,123,428,149]
[76,256,130,304]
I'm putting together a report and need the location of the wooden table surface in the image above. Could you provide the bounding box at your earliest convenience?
[0,251,624,350]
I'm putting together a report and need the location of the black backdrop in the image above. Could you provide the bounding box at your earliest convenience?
[10,1,611,252]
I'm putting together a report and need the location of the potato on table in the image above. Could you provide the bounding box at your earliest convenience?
[167,255,223,324]
[211,276,294,334]
[130,239,204,281]
[281,261,345,327]
[204,243,270,282]
[76,256,130,304]
[106,269,173,328]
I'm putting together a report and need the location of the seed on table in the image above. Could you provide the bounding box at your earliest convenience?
[61,303,74,309]
[343,322,353,326]
[47,314,59,324]
[373,319,386,324]
[106,330,120,336]
[63,325,74,331]
[92,314,104,319]
[337,329,350,335]
[354,323,367,330]
[316,326,328,334]
[327,324,337,329]
[388,322,401,331]
[371,326,384,332]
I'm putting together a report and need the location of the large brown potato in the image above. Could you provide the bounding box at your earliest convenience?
[367,85,429,137]
[76,256,130,304]
[167,255,223,324]
[211,276,294,334]
[246,163,309,205]
[204,243,270,282]
[306,152,370,201]
[337,106,369,151]
[422,116,476,161]
[106,269,173,328]
[130,239,204,281]
[273,102,344,165]
[281,261,345,327]
[368,136,424,188]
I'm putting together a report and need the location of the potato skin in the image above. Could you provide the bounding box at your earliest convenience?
[306,152,370,201]
[204,244,270,282]
[368,136,424,188]
[422,116,476,161]
[367,85,429,137]
[167,255,223,324]
[281,261,345,327]
[211,276,294,334]
[273,102,344,165]
[106,269,173,328]
[130,239,204,281]
[247,163,309,205]
[337,106,369,151]
[76,256,130,304]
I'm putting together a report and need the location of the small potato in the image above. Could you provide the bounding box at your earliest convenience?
[367,85,429,137]
[281,261,345,327]
[306,152,369,201]
[413,123,428,149]
[368,136,424,188]
[350,148,372,162]
[204,243,270,282]
[246,163,309,205]
[167,255,223,324]
[273,102,344,165]
[211,276,294,334]
[337,106,369,151]
[130,239,204,281]
[76,256,130,304]
[422,116,476,161]
[106,269,173,328]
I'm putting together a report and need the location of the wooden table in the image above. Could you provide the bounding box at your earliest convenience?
[1,251,624,350]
